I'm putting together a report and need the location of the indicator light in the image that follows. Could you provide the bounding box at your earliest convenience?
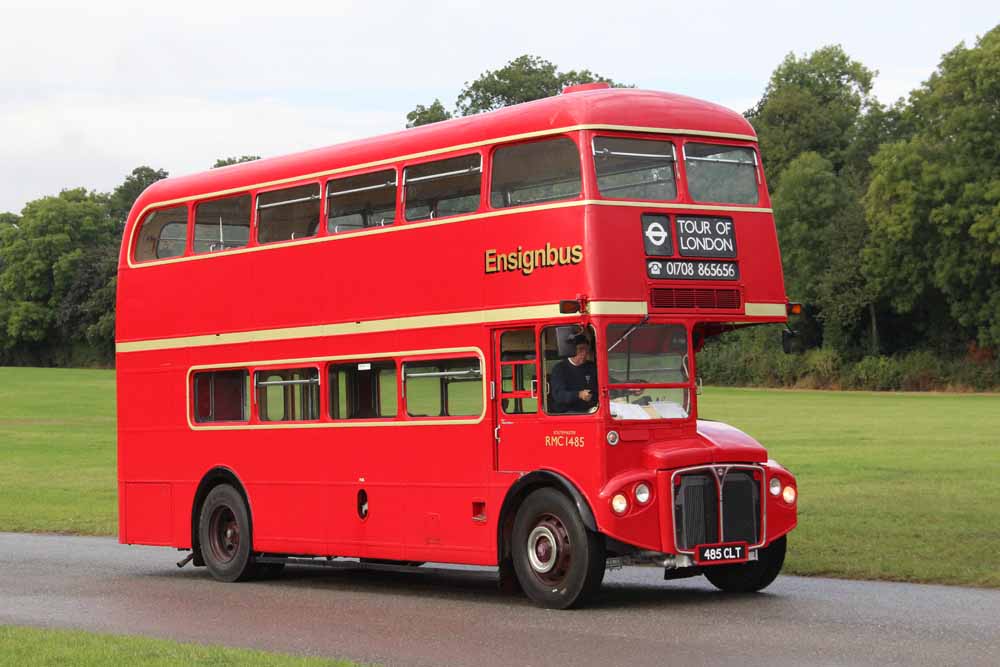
[782,486,797,504]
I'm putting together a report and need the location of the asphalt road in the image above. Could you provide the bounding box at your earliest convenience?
[1,533,997,666]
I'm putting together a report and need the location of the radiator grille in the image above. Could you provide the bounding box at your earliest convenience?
[650,288,741,310]
[673,466,762,551]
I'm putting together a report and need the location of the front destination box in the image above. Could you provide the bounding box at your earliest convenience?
[676,216,737,258]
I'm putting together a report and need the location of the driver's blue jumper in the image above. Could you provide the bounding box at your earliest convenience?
[549,359,598,413]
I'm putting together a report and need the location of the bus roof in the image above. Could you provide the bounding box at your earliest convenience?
[131,87,756,216]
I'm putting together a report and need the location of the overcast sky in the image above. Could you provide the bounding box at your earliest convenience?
[1,1,996,214]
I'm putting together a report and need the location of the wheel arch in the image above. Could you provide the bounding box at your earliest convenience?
[497,470,598,562]
[190,466,252,566]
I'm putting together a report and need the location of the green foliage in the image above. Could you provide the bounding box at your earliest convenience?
[749,45,881,187]
[405,54,628,126]
[406,98,453,128]
[455,54,623,116]
[0,211,19,229]
[109,166,168,227]
[0,189,116,363]
[212,155,261,168]
[864,26,1000,348]
[699,326,999,391]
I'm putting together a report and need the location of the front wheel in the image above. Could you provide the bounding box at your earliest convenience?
[703,536,786,593]
[511,488,605,609]
[198,484,259,582]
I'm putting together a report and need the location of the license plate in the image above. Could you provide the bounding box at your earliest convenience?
[695,542,749,565]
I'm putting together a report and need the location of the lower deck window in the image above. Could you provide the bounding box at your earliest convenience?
[255,368,320,421]
[193,370,249,422]
[404,358,483,417]
[329,361,398,419]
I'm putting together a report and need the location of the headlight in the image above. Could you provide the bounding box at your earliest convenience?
[606,430,619,446]
[769,478,782,496]
[634,483,651,505]
[611,493,629,515]
[782,485,797,504]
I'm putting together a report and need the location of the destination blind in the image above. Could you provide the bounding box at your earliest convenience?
[643,214,739,281]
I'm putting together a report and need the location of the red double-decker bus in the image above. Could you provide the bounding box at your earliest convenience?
[117,83,797,608]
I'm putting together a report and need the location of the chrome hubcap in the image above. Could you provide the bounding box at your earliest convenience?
[527,526,558,574]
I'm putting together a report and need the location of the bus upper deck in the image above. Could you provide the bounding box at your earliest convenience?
[117,85,786,352]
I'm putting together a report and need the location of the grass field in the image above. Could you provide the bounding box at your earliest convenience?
[1,366,997,587]
[699,388,1000,587]
[0,626,360,666]
[0,368,116,534]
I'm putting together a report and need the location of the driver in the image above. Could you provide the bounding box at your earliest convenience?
[548,334,598,414]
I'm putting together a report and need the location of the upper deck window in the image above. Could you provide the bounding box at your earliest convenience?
[327,169,397,233]
[593,137,677,201]
[684,143,759,205]
[404,154,481,221]
[490,138,581,208]
[134,205,188,262]
[194,194,251,254]
[257,184,320,244]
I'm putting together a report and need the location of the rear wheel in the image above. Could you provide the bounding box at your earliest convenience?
[512,488,605,609]
[703,536,786,593]
[198,484,259,582]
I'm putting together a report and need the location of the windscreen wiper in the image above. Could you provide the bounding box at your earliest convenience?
[607,315,650,352]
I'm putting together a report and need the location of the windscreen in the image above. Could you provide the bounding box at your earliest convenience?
[606,323,690,420]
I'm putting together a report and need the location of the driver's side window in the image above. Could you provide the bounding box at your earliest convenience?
[542,324,597,415]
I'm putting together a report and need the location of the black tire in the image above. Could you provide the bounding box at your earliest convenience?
[703,536,786,593]
[511,488,605,609]
[198,484,259,582]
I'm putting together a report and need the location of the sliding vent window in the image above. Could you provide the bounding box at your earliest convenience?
[684,143,759,204]
[255,368,320,422]
[594,137,677,201]
[491,138,581,208]
[404,358,483,417]
[329,361,398,419]
[135,205,188,262]
[327,169,397,233]
[404,155,481,221]
[193,370,249,423]
[257,184,320,244]
[194,194,251,254]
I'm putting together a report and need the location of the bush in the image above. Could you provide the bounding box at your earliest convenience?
[847,356,903,390]
[697,326,999,392]
[803,348,842,387]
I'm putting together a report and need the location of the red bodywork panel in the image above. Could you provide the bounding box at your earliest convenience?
[116,87,797,564]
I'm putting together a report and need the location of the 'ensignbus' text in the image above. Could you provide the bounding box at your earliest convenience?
[485,243,583,276]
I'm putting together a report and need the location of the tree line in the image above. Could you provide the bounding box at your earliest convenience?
[1,28,997,388]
